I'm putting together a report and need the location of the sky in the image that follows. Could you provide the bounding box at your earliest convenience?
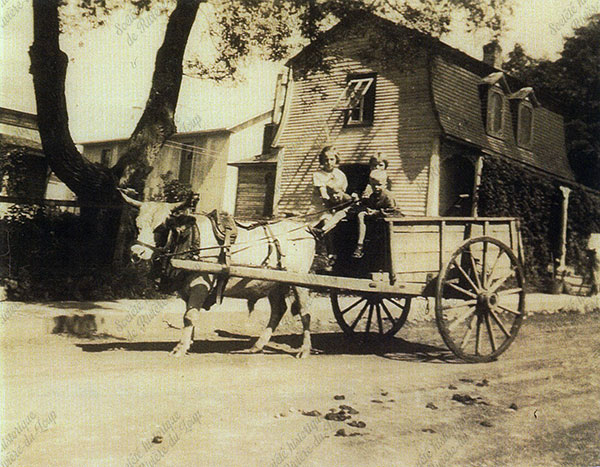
[1,0,598,142]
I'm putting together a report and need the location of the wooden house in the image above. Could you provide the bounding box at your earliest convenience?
[81,110,271,214]
[268,11,576,218]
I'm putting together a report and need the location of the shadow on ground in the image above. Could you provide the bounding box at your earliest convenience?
[75,330,459,363]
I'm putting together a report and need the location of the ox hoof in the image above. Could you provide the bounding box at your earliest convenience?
[170,343,189,357]
[296,348,311,359]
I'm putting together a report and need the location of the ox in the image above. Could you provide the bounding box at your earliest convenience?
[121,192,316,358]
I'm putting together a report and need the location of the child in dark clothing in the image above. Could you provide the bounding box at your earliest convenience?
[353,169,398,259]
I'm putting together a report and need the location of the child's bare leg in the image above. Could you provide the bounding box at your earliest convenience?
[353,211,367,258]
[357,211,367,245]
[321,209,348,233]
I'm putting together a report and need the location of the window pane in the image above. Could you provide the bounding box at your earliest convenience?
[345,75,375,124]
[518,105,533,146]
[491,93,503,133]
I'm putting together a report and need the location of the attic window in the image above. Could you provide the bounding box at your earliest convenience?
[342,73,376,126]
[516,101,534,148]
[509,88,539,149]
[486,86,505,138]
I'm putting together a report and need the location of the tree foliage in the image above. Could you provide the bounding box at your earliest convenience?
[503,14,600,190]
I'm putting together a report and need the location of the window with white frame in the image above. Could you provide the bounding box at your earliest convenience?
[342,74,376,126]
[516,100,534,148]
[486,86,505,138]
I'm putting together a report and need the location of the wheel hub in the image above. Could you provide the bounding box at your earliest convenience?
[477,291,499,313]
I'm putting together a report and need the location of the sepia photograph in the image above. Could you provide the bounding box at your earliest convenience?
[1,0,599,465]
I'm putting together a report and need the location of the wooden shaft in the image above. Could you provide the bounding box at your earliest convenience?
[171,259,425,295]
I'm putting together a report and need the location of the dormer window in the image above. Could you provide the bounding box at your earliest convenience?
[509,88,539,150]
[342,73,376,126]
[517,101,534,148]
[486,86,505,138]
[480,72,510,139]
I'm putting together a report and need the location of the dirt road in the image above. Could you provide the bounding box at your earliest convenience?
[1,304,599,466]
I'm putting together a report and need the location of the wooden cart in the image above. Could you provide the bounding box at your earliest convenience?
[173,216,526,363]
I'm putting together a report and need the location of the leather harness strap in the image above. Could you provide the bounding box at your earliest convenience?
[262,223,285,270]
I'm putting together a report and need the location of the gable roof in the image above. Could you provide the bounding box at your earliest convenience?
[79,110,271,146]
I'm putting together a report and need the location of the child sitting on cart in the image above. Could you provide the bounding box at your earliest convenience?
[312,146,356,234]
[362,153,392,198]
[352,169,399,259]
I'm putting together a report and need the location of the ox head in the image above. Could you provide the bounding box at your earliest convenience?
[120,190,186,262]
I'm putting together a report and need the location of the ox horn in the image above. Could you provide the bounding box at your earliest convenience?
[118,188,143,208]
[169,199,188,212]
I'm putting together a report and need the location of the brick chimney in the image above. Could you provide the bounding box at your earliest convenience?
[483,40,502,69]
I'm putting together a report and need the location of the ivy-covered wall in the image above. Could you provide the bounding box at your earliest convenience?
[478,156,600,285]
[0,145,49,198]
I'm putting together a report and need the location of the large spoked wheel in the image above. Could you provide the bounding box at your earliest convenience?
[436,236,526,363]
[331,292,411,339]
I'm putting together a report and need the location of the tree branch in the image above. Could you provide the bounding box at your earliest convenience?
[112,0,202,195]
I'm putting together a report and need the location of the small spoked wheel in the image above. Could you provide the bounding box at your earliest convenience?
[436,236,526,363]
[331,292,411,339]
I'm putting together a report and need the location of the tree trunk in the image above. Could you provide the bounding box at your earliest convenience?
[30,0,202,265]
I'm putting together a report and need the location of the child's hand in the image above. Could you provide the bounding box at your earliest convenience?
[366,208,377,216]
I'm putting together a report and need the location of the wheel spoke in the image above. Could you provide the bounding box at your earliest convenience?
[448,306,476,333]
[482,241,488,287]
[376,304,384,334]
[485,249,505,285]
[497,304,523,316]
[497,287,523,296]
[341,297,367,315]
[442,299,478,310]
[452,258,480,292]
[460,315,475,349]
[387,298,406,309]
[469,253,483,289]
[484,313,496,352]
[447,281,478,299]
[380,300,396,323]
[349,301,370,330]
[489,309,511,338]
[365,304,374,335]
[489,269,516,293]
[475,315,482,355]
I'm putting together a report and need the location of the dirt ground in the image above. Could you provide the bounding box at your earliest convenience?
[1,302,599,467]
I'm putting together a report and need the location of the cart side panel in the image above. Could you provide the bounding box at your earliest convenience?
[389,222,466,287]
[388,218,517,288]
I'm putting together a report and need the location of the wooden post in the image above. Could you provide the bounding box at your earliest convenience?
[558,186,571,270]
[426,137,440,216]
[471,156,484,217]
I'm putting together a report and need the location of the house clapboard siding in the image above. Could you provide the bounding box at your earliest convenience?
[275,30,441,216]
